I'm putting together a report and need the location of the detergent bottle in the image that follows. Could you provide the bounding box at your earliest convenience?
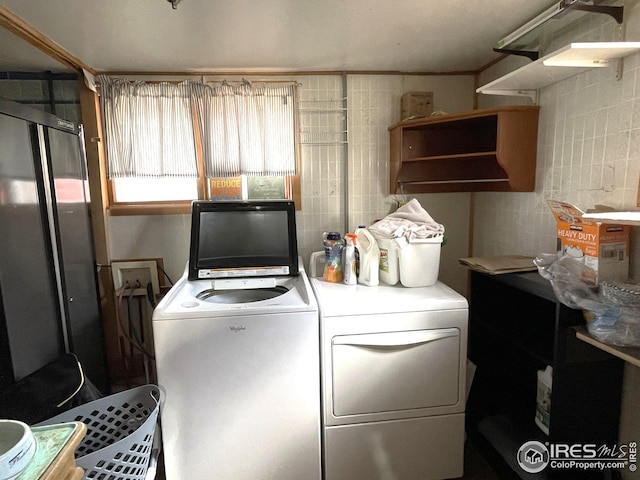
[535,365,553,435]
[342,234,357,285]
[355,228,379,286]
[323,232,344,283]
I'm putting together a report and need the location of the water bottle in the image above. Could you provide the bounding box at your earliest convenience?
[323,232,344,283]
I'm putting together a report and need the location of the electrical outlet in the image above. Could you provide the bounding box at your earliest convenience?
[112,261,160,296]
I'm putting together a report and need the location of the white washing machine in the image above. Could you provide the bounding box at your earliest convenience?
[153,200,321,480]
[153,269,321,480]
[311,278,468,480]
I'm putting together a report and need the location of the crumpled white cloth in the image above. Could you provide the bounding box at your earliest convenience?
[369,198,444,248]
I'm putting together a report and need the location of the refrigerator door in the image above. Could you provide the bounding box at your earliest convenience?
[0,100,107,394]
[0,113,63,388]
[45,126,108,392]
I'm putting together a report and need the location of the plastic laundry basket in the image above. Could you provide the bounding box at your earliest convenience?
[36,384,161,480]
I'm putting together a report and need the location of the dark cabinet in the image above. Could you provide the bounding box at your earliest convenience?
[466,271,624,479]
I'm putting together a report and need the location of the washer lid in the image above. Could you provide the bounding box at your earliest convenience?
[153,270,318,320]
[310,279,467,317]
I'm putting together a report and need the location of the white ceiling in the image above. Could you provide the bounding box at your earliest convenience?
[0,0,555,74]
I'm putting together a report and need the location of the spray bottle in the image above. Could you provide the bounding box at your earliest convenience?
[343,234,358,285]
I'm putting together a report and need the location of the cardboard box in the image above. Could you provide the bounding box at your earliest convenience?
[401,91,433,120]
[548,200,630,284]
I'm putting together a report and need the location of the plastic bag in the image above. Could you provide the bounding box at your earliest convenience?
[534,254,640,347]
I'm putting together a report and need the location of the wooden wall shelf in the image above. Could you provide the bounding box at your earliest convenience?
[388,106,540,194]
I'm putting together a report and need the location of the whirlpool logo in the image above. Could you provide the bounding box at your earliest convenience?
[229,325,246,333]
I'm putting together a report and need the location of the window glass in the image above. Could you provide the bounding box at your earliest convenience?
[111,175,291,203]
[112,177,197,202]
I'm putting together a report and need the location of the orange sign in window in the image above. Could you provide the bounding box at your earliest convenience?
[209,177,242,200]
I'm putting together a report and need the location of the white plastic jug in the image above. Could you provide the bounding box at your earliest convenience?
[535,365,552,435]
[375,236,399,285]
[356,228,379,286]
[308,251,325,277]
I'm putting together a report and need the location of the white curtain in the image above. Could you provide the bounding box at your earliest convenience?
[99,77,297,180]
[191,81,297,177]
[99,76,198,178]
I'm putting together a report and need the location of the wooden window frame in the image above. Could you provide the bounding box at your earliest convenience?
[107,176,300,216]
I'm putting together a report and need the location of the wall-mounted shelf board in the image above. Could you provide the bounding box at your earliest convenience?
[575,326,640,368]
[578,211,640,364]
[477,42,640,103]
[582,211,640,225]
[494,1,624,60]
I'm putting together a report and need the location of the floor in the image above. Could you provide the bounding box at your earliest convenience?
[460,440,501,480]
[153,438,499,480]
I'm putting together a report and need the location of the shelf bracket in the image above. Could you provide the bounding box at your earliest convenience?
[493,48,539,62]
[562,1,624,24]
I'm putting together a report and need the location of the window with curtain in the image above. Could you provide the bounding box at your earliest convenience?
[98,76,299,212]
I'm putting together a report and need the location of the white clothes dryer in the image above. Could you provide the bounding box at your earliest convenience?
[311,278,468,480]
[153,269,321,480]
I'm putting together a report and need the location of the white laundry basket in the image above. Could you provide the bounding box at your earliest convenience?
[36,384,161,480]
[398,236,443,287]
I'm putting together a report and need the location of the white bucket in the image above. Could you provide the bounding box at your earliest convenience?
[398,236,443,287]
[376,236,400,285]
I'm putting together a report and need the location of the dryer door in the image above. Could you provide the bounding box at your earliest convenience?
[331,328,460,417]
